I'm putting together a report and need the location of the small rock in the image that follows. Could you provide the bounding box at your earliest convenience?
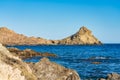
[98,73,120,80]
[91,62,101,64]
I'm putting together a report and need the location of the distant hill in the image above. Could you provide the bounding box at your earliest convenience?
[0,27,52,45]
[0,26,101,45]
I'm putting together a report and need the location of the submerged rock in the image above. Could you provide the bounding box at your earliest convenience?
[28,57,80,80]
[8,47,57,59]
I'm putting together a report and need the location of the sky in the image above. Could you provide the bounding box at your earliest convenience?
[0,0,120,43]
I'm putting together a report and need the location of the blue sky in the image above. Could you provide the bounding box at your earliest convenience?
[0,0,120,43]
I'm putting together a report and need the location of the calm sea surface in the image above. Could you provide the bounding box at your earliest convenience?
[8,44,120,80]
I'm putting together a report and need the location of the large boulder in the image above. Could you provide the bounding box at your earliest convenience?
[28,57,80,80]
[0,43,37,80]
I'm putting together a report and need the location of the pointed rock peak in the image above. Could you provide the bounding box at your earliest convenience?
[78,26,91,35]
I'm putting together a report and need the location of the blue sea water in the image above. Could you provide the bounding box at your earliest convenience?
[8,44,120,80]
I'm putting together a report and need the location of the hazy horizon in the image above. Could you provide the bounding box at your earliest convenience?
[0,0,120,43]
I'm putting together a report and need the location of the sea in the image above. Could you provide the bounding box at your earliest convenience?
[8,44,120,80]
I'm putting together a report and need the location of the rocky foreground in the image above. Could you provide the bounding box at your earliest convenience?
[0,43,120,80]
[0,26,101,45]
[0,43,80,80]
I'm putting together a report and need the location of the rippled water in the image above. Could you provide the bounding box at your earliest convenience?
[8,44,120,80]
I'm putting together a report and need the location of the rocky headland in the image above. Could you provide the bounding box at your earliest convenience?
[0,26,101,45]
[58,26,101,45]
[0,43,80,80]
[0,27,52,45]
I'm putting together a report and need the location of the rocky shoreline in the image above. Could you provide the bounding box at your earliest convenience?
[0,43,80,80]
[0,43,120,80]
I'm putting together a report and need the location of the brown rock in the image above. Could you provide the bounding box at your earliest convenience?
[28,57,81,80]
[99,73,120,80]
[8,47,57,59]
[107,73,120,80]
[91,62,101,64]
[0,43,37,80]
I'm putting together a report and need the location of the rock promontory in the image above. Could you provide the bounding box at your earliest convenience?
[58,26,101,45]
[0,26,101,45]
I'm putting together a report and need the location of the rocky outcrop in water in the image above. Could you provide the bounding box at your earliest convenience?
[0,43,80,80]
[0,26,101,45]
[28,57,80,80]
[8,47,57,59]
[99,73,120,80]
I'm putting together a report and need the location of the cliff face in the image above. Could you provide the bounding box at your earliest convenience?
[0,26,101,45]
[59,26,101,45]
[0,43,80,80]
